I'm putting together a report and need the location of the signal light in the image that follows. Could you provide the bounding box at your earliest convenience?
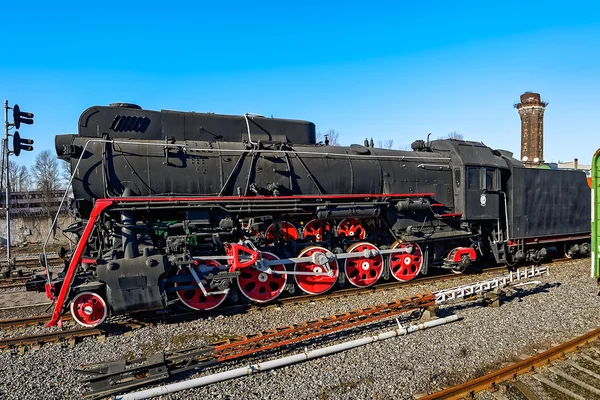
[13,131,34,157]
[12,104,34,129]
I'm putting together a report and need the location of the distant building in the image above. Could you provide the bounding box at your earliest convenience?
[556,159,591,177]
[0,190,67,216]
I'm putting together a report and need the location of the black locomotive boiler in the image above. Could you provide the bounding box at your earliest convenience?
[31,103,591,327]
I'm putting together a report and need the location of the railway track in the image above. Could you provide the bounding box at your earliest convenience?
[0,314,72,330]
[15,256,61,268]
[0,320,152,352]
[0,256,61,288]
[0,276,32,289]
[1,255,61,269]
[0,260,565,355]
[0,265,510,332]
[1,327,102,351]
[419,326,600,400]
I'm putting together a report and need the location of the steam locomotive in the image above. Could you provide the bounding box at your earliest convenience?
[29,103,591,328]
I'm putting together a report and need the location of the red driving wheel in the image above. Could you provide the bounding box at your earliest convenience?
[303,220,330,241]
[294,246,339,294]
[337,218,367,240]
[237,252,287,302]
[389,241,423,282]
[266,222,299,244]
[344,242,383,287]
[175,259,228,311]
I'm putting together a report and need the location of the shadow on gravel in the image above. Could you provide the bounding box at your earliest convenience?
[81,281,561,398]
[228,282,562,368]
[435,282,561,318]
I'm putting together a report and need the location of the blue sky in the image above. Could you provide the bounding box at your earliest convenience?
[1,1,599,167]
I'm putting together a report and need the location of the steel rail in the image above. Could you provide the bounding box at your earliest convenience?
[0,327,101,350]
[0,320,150,350]
[0,276,31,288]
[0,302,49,312]
[0,315,73,330]
[418,326,600,400]
[0,266,506,332]
[12,256,61,267]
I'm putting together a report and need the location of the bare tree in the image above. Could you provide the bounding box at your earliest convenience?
[316,129,341,146]
[61,160,71,185]
[438,131,464,140]
[31,150,61,216]
[8,161,30,192]
[375,139,394,149]
[32,150,61,191]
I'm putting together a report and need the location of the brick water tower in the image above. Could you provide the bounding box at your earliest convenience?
[515,92,547,164]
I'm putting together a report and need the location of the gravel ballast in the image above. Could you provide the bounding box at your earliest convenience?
[0,259,599,400]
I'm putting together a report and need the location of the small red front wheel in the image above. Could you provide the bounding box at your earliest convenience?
[70,291,108,327]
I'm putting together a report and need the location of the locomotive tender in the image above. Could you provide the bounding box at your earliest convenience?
[31,103,591,327]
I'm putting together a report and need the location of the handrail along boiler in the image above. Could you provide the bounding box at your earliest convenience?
[29,103,591,327]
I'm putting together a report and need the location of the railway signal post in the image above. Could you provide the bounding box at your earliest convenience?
[2,100,35,264]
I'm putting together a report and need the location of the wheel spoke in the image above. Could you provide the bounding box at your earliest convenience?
[266,222,300,244]
[303,220,330,241]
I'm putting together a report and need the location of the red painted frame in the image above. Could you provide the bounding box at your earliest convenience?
[46,199,112,327]
[447,247,477,262]
[45,192,434,327]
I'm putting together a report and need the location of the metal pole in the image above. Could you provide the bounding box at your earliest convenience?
[592,148,600,280]
[3,100,10,263]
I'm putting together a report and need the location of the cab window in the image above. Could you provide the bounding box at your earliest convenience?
[467,167,480,189]
[486,168,498,190]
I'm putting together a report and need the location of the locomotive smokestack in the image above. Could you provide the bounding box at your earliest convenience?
[515,92,547,164]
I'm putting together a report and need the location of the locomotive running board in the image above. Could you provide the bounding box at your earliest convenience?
[75,266,549,399]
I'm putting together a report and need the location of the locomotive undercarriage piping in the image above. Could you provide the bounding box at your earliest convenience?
[493,233,591,266]
[41,194,443,327]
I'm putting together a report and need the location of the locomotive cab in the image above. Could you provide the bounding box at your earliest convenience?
[430,139,510,222]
